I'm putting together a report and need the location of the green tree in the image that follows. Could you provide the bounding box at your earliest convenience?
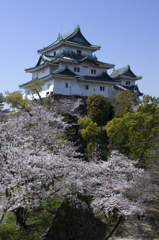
[114,91,137,118]
[27,79,45,104]
[78,116,98,155]
[4,91,32,115]
[86,94,112,131]
[137,94,159,115]
[106,95,159,165]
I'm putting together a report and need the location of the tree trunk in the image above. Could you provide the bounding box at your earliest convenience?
[36,90,43,105]
[101,125,102,131]
[75,125,79,135]
[14,207,26,228]
[105,215,123,240]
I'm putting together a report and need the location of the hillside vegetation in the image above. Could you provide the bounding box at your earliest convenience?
[0,91,159,239]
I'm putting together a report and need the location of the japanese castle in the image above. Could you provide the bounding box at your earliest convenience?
[20,24,142,99]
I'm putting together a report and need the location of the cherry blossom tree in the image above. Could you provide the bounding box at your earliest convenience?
[0,103,157,229]
[65,151,158,216]
[0,104,80,227]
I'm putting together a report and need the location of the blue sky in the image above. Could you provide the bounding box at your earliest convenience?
[0,0,159,98]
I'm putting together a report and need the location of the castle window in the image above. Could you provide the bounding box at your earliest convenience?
[100,86,105,91]
[54,51,56,56]
[65,83,68,88]
[84,85,89,90]
[126,81,130,85]
[91,69,96,74]
[77,50,81,57]
[74,67,80,72]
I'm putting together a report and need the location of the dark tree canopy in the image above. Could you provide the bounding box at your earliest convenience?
[86,94,113,130]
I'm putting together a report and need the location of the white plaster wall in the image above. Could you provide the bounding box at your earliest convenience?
[43,47,63,56]
[32,72,38,80]
[59,62,63,69]
[78,81,109,97]
[53,79,80,96]
[67,63,104,76]
[32,66,58,80]
[50,66,59,72]
[54,79,81,96]
[42,80,54,91]
[121,79,135,86]
[37,67,51,79]
[61,80,70,95]
[108,85,116,95]
[24,77,116,100]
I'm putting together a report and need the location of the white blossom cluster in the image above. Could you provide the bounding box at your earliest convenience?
[0,104,157,226]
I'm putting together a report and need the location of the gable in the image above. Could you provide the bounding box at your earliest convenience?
[60,68,76,76]
[40,59,44,65]
[36,56,44,67]
[123,68,136,78]
[52,66,77,77]
[68,31,91,46]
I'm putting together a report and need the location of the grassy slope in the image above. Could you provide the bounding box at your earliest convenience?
[0,198,62,240]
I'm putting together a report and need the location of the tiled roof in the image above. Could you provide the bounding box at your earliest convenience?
[84,71,116,82]
[38,29,76,51]
[110,64,141,79]
[78,57,114,67]
[19,78,43,88]
[110,65,130,78]
[38,25,100,52]
[36,55,54,67]
[20,66,77,87]
[52,65,77,76]
[114,84,143,96]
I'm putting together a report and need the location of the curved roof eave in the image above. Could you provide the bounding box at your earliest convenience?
[38,41,100,54]
[25,62,57,73]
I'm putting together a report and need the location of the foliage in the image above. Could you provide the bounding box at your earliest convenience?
[106,95,159,164]
[107,93,118,112]
[66,150,157,217]
[86,94,113,130]
[114,91,137,118]
[27,79,45,104]
[4,91,31,114]
[0,101,157,230]
[62,112,79,134]
[0,197,62,240]
[0,103,80,228]
[0,93,4,110]
[137,94,159,114]
[78,116,98,154]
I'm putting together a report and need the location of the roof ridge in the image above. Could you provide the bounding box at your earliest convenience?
[60,29,76,40]
[52,65,67,74]
[113,65,128,72]
[42,55,52,62]
[38,28,78,52]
